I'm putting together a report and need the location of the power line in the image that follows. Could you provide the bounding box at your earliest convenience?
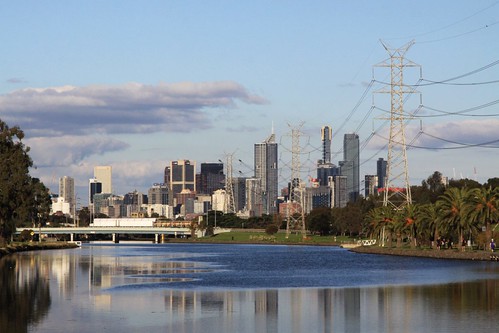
[373,132,499,149]
[332,79,375,140]
[418,21,499,44]
[374,99,499,118]
[373,59,499,87]
[386,1,499,41]
[419,101,499,117]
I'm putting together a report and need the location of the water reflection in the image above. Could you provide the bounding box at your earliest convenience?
[0,255,51,333]
[0,245,498,333]
[161,282,498,333]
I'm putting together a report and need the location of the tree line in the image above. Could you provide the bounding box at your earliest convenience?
[363,175,498,250]
[0,119,51,246]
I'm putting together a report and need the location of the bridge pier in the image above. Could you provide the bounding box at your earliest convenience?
[70,233,74,242]
[112,233,119,243]
[155,234,159,244]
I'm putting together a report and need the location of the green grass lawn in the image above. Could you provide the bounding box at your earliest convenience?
[190,231,354,245]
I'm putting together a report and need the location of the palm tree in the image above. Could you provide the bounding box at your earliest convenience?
[437,187,476,250]
[402,204,420,248]
[468,187,498,246]
[365,206,396,247]
[416,203,440,249]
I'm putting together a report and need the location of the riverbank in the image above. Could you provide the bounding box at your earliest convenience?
[350,245,497,261]
[0,242,79,259]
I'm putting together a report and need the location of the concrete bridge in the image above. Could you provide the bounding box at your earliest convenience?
[16,226,231,243]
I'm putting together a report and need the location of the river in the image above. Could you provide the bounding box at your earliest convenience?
[1,243,498,333]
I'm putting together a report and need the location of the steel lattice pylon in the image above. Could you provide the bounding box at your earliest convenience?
[224,152,236,214]
[375,40,421,209]
[285,122,306,239]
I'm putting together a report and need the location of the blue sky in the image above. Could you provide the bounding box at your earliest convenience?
[1,1,498,202]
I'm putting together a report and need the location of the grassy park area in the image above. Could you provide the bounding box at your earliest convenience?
[183,229,355,246]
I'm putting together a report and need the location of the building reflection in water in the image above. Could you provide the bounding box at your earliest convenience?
[160,282,498,333]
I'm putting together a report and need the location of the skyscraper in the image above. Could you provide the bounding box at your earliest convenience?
[59,176,75,216]
[377,157,387,190]
[365,175,379,197]
[94,166,112,194]
[148,183,169,205]
[245,178,262,217]
[89,178,102,205]
[198,162,224,195]
[317,125,339,187]
[320,125,332,163]
[233,177,247,212]
[254,132,278,215]
[169,160,196,204]
[333,175,348,208]
[342,133,360,202]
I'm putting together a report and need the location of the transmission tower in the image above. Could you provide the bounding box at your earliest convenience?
[285,122,306,239]
[375,40,421,209]
[224,152,236,214]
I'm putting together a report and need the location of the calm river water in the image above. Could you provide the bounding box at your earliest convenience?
[1,243,498,333]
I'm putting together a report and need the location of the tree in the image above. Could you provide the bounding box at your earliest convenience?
[401,204,420,248]
[0,120,35,245]
[468,187,498,247]
[437,187,477,250]
[265,224,278,235]
[306,207,332,236]
[416,203,440,248]
[78,207,91,227]
[485,177,499,189]
[26,178,52,227]
[448,178,481,190]
[365,206,396,247]
[413,171,447,204]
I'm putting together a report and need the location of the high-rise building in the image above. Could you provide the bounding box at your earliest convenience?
[377,157,387,190]
[148,183,169,205]
[164,166,170,185]
[59,176,75,216]
[341,133,360,202]
[197,162,224,195]
[317,126,339,186]
[317,163,340,187]
[94,166,112,194]
[333,175,348,208]
[233,177,247,213]
[320,125,332,163]
[365,175,379,197]
[123,190,146,217]
[88,178,102,204]
[254,132,278,215]
[169,160,196,204]
[245,178,262,217]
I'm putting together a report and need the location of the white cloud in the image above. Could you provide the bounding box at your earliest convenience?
[366,119,499,150]
[1,81,268,137]
[26,135,129,167]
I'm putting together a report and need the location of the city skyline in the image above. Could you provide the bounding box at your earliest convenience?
[1,1,497,200]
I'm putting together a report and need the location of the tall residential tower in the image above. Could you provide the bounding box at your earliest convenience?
[59,176,75,216]
[341,133,360,202]
[254,132,278,215]
[94,166,112,194]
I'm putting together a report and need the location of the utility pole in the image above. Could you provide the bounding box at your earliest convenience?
[285,122,306,239]
[224,153,236,214]
[375,40,421,210]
